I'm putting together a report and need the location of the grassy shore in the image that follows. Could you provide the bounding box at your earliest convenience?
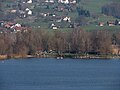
[0,55,8,60]
[0,54,35,60]
[0,53,120,60]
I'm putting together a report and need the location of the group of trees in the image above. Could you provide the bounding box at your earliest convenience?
[102,3,120,18]
[77,7,90,17]
[0,28,120,56]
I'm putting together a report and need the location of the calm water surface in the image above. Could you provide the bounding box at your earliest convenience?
[0,58,120,90]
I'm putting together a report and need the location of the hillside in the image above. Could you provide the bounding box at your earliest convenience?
[0,0,120,31]
[77,0,120,31]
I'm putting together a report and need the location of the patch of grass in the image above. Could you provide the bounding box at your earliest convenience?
[97,15,116,22]
[82,25,120,32]
[79,0,112,13]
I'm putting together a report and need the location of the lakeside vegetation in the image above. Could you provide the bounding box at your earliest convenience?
[0,28,120,59]
[0,0,120,59]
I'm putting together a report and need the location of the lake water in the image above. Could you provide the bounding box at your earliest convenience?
[0,58,120,90]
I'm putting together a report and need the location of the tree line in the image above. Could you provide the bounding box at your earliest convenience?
[77,7,90,17]
[0,28,120,56]
[102,3,120,18]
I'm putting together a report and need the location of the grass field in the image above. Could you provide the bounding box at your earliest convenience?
[79,0,112,13]
[82,25,120,32]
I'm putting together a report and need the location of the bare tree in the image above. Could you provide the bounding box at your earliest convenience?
[90,30,112,55]
[71,28,90,54]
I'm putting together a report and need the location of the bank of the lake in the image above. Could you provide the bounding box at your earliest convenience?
[1,53,120,60]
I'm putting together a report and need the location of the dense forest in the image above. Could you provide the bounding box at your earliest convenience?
[102,3,120,18]
[0,28,120,57]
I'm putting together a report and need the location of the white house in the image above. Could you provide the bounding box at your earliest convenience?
[58,0,76,4]
[52,26,58,30]
[15,23,21,27]
[70,0,76,4]
[63,17,71,22]
[49,0,54,3]
[45,0,54,3]
[27,10,32,15]
[58,0,69,4]
[50,23,58,29]
[25,8,30,11]
[27,0,32,3]
[11,10,17,13]
[118,21,120,25]
[51,23,56,27]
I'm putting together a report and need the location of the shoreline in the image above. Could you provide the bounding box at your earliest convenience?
[0,54,120,60]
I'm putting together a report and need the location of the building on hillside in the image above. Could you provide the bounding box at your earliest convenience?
[107,21,115,26]
[63,17,71,22]
[50,23,58,30]
[10,10,17,13]
[27,10,32,15]
[58,0,69,4]
[58,0,76,4]
[70,0,76,3]
[45,0,54,3]
[27,0,33,3]
[25,8,32,15]
[118,21,120,25]
[99,22,104,26]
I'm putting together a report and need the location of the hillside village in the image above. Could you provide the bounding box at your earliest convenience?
[0,0,78,32]
[0,0,120,33]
